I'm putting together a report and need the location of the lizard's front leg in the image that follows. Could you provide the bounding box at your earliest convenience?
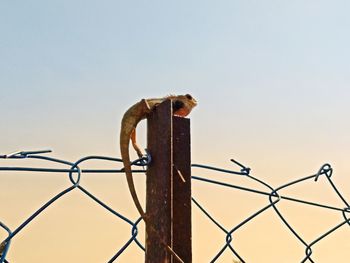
[130,128,144,158]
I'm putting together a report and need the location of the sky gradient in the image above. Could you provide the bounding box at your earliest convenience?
[1,1,350,262]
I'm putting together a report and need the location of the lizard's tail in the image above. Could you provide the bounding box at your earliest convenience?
[120,124,147,220]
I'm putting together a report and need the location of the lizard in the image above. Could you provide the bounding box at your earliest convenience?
[120,94,197,223]
[0,241,4,255]
[0,240,6,261]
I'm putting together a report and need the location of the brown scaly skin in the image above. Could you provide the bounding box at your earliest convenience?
[120,94,197,223]
[0,241,5,257]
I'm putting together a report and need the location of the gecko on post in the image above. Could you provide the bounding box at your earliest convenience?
[120,94,197,223]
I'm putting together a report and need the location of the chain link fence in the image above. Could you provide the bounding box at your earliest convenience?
[0,150,349,262]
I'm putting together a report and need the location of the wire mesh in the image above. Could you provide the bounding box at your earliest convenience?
[0,150,349,262]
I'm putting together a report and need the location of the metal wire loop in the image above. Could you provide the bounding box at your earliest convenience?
[314,163,333,182]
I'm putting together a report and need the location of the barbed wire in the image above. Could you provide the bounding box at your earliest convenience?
[0,150,349,262]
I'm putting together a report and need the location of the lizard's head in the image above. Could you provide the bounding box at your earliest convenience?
[172,94,197,117]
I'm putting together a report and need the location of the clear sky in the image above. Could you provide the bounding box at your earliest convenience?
[1,1,350,262]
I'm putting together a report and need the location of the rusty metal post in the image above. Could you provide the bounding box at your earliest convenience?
[145,100,192,263]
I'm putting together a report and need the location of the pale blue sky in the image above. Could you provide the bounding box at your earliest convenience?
[1,1,350,165]
[1,2,350,261]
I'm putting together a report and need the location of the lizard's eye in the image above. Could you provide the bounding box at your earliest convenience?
[185,94,192,100]
[173,100,184,111]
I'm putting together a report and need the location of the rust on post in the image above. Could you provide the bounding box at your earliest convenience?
[145,100,192,263]
[145,100,172,263]
[173,116,192,263]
